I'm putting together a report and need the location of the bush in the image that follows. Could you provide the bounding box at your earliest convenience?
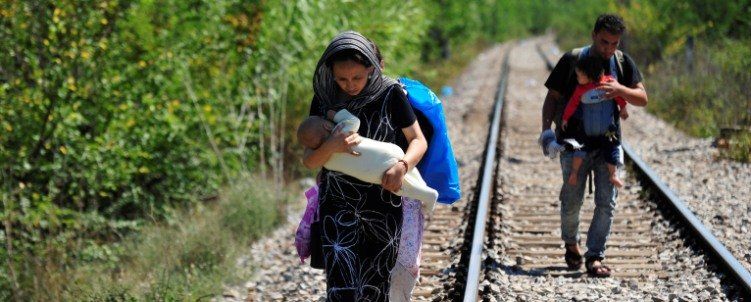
[645,39,751,138]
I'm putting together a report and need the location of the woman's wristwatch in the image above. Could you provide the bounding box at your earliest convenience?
[397,159,409,171]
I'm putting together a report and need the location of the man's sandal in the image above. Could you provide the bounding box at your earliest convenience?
[564,244,583,270]
[585,257,612,277]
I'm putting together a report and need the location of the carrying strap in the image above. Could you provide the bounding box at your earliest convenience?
[570,46,625,195]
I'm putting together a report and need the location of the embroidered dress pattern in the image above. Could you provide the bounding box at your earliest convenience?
[318,88,405,301]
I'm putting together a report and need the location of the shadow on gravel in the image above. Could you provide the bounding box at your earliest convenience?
[485,257,586,278]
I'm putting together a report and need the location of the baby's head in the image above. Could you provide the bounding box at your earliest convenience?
[574,55,603,85]
[297,116,335,149]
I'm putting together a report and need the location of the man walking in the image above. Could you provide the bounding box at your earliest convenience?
[541,14,649,277]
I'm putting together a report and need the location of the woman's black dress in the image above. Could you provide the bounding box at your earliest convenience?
[309,85,416,301]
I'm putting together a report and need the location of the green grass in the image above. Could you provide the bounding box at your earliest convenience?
[10,177,292,301]
[723,132,751,162]
[644,38,751,162]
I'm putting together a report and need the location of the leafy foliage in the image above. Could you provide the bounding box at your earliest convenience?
[612,1,751,161]
[0,0,496,299]
[3,0,749,299]
[540,0,751,160]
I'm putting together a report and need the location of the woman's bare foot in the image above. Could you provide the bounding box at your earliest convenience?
[567,173,578,186]
[610,175,624,188]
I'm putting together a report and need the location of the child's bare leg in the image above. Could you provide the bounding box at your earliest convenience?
[619,106,629,120]
[568,156,583,186]
[608,163,623,188]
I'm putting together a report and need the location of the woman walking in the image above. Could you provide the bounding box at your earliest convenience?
[302,31,428,301]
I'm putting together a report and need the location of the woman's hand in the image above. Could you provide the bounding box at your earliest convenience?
[381,161,407,192]
[323,124,361,156]
[302,123,360,169]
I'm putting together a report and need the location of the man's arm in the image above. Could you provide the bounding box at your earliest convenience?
[622,82,648,107]
[542,51,574,131]
[542,89,562,131]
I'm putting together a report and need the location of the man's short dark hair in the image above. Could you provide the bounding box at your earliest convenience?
[576,55,603,82]
[593,14,626,35]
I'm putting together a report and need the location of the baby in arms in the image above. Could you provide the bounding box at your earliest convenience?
[297,109,438,212]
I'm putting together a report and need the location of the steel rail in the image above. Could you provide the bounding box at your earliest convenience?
[462,47,511,302]
[622,142,751,295]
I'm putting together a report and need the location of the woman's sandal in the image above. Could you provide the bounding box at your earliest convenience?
[585,257,612,277]
[564,244,583,270]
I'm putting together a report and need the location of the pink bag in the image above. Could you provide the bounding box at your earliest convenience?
[294,185,319,263]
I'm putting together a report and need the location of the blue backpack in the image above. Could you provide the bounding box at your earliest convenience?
[398,77,461,204]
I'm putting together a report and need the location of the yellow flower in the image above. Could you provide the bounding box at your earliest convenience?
[59,146,68,155]
[138,60,147,68]
[81,50,91,60]
[138,166,150,174]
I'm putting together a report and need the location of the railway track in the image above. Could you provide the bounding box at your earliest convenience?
[242,38,749,301]
[408,44,511,301]
[423,38,750,301]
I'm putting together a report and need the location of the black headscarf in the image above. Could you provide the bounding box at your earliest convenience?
[312,31,397,112]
